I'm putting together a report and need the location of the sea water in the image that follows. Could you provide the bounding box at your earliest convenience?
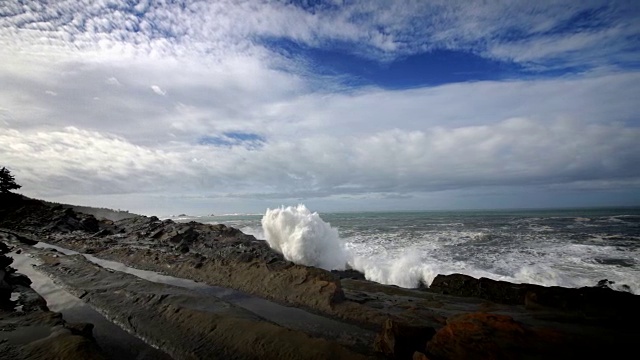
[173,206,640,294]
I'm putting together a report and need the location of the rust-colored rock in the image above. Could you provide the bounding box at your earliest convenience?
[427,313,548,359]
[425,312,572,360]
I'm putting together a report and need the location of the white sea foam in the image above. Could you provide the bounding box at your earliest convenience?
[259,205,640,293]
[261,205,349,270]
[260,205,484,288]
[240,226,264,240]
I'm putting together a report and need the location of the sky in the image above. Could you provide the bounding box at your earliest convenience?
[1,0,639,216]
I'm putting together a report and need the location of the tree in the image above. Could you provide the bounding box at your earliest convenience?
[0,167,21,194]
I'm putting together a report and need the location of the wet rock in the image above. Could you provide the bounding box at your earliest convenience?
[429,273,640,324]
[596,278,613,288]
[7,273,32,287]
[36,252,370,360]
[4,194,639,358]
[0,240,106,360]
[332,268,366,280]
[429,274,526,305]
[24,326,107,360]
[14,285,49,312]
[425,313,563,360]
[65,322,95,339]
[0,254,13,269]
[373,318,435,359]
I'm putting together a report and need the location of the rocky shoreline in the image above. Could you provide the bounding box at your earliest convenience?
[1,193,638,359]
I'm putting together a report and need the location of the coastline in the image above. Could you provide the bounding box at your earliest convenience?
[1,193,638,359]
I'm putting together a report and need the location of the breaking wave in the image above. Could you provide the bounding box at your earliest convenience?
[261,204,447,288]
[262,205,349,270]
[261,204,640,292]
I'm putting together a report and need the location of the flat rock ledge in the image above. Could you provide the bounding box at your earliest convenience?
[34,250,370,360]
[0,240,107,360]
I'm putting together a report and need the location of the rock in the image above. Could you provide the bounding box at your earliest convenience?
[14,284,49,312]
[425,313,561,360]
[7,272,32,287]
[429,274,526,305]
[429,273,640,324]
[413,352,430,360]
[65,322,95,339]
[0,241,10,254]
[24,326,107,360]
[373,318,435,359]
[35,252,370,360]
[79,217,100,233]
[596,278,615,289]
[0,254,13,268]
[331,268,366,280]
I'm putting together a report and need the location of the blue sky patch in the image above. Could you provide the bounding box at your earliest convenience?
[199,132,266,148]
[266,38,529,89]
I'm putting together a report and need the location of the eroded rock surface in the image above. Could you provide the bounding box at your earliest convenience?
[2,194,639,360]
[34,250,370,360]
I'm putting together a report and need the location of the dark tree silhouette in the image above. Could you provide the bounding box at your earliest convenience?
[0,167,21,193]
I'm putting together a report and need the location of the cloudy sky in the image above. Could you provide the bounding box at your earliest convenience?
[1,0,639,216]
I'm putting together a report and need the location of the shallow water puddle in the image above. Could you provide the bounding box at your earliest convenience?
[10,250,173,360]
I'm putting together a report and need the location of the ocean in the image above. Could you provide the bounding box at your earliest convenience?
[172,206,640,294]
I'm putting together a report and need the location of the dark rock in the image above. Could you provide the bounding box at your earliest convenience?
[0,254,13,268]
[14,284,49,312]
[0,241,10,254]
[65,322,95,340]
[7,272,32,287]
[429,274,525,305]
[332,268,366,280]
[429,273,640,324]
[80,217,100,233]
[177,244,189,253]
[373,318,435,359]
[596,278,615,289]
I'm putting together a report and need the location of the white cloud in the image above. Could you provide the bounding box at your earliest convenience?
[1,0,639,213]
[2,115,638,204]
[150,85,166,96]
[0,1,637,69]
[106,77,121,86]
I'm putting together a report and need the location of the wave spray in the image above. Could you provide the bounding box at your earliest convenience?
[262,205,350,270]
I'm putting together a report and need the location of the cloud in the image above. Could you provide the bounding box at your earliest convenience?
[106,77,121,86]
[1,1,639,213]
[1,1,637,71]
[151,85,166,96]
[2,116,638,202]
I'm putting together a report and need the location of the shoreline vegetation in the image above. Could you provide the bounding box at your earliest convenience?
[1,192,638,359]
